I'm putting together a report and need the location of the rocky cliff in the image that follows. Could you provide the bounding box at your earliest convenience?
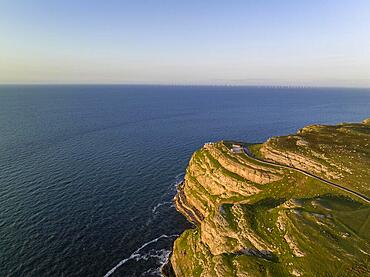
[168,119,370,277]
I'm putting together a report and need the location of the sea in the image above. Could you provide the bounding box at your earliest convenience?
[0,85,369,277]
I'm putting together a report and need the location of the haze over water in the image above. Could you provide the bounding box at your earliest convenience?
[0,85,369,276]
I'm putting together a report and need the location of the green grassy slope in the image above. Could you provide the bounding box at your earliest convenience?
[169,119,370,277]
[259,119,370,195]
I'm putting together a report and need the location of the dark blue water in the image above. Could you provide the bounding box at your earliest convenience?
[0,85,369,277]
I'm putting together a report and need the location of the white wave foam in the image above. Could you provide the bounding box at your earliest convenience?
[104,173,184,276]
[103,234,178,277]
[173,172,184,187]
[166,172,184,192]
[150,172,184,216]
[139,268,161,276]
[138,249,171,277]
[174,172,185,181]
[152,201,173,213]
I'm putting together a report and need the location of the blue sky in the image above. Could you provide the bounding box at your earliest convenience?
[1,0,370,86]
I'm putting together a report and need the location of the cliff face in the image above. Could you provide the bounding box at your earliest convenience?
[169,120,370,277]
[174,142,282,224]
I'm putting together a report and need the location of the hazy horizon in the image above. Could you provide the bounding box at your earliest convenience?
[1,83,370,90]
[1,1,370,87]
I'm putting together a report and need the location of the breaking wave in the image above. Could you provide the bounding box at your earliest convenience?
[151,172,184,214]
[105,173,185,276]
[152,201,174,213]
[103,234,178,277]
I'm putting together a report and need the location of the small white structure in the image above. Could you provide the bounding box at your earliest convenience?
[231,144,243,153]
[204,142,214,149]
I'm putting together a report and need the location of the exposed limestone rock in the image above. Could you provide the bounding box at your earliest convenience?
[168,119,370,277]
[283,234,305,257]
[296,138,309,147]
[260,142,338,179]
[207,144,282,184]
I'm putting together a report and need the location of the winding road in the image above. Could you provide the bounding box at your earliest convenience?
[242,146,370,204]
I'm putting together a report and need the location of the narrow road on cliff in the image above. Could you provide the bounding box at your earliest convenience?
[242,146,370,204]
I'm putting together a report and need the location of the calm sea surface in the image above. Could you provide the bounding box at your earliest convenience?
[0,85,369,276]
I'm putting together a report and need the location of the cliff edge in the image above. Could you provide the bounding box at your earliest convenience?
[168,119,370,276]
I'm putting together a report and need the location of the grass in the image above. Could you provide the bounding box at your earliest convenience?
[171,120,370,277]
[262,122,370,196]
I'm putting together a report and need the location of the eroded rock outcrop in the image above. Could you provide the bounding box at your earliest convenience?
[168,120,370,277]
[260,140,337,179]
